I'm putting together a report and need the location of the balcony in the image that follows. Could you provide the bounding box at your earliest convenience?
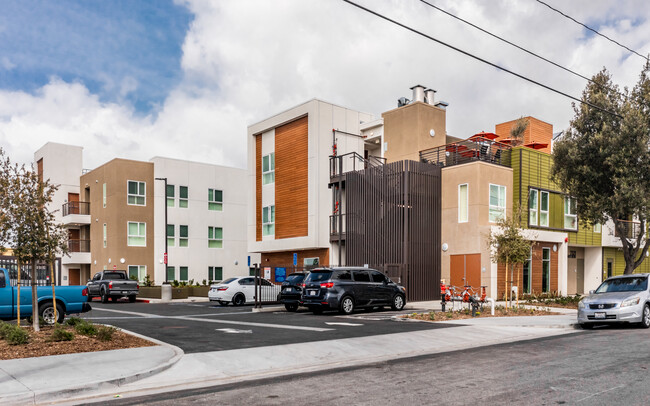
[614,220,642,240]
[420,136,512,168]
[329,214,346,242]
[329,152,386,184]
[62,202,90,226]
[63,239,91,265]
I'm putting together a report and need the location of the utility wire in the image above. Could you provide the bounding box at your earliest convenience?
[535,0,648,61]
[342,0,621,118]
[419,0,623,98]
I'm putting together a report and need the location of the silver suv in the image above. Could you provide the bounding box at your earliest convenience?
[578,274,650,329]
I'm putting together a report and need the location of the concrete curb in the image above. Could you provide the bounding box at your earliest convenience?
[3,327,184,406]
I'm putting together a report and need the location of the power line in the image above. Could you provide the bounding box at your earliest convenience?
[535,0,648,61]
[341,0,621,118]
[419,0,622,97]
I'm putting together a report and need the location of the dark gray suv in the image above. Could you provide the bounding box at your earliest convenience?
[300,267,406,315]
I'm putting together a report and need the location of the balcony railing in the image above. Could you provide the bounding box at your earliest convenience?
[420,136,512,168]
[330,213,346,239]
[68,239,90,253]
[615,220,642,240]
[330,152,386,179]
[63,201,90,216]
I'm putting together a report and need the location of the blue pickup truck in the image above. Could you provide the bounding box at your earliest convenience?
[0,268,91,324]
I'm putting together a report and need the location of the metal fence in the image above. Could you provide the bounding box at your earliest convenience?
[0,257,57,287]
[62,201,90,216]
[419,136,512,168]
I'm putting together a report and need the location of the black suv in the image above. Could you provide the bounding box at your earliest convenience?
[300,267,406,315]
[277,272,307,312]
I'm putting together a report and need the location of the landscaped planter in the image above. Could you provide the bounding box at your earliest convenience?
[190,286,210,297]
[171,287,190,299]
[138,286,162,299]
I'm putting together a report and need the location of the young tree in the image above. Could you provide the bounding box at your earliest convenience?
[552,62,650,274]
[509,116,529,146]
[487,208,534,308]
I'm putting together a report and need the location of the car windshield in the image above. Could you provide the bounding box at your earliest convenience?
[285,274,305,283]
[103,272,126,280]
[595,277,648,293]
[221,278,237,284]
[305,271,332,282]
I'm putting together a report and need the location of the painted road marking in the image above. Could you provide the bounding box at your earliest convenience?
[217,328,253,334]
[325,322,364,326]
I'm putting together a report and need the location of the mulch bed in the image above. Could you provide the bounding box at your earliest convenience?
[405,307,561,322]
[524,301,579,310]
[0,324,156,360]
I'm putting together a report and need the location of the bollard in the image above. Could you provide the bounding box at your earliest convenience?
[161,284,172,302]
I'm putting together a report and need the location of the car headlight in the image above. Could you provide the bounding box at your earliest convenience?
[578,300,586,309]
[621,297,640,307]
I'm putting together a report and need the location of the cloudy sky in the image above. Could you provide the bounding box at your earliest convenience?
[0,0,648,170]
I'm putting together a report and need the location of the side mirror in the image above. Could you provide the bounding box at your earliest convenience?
[383,279,389,285]
[589,290,595,294]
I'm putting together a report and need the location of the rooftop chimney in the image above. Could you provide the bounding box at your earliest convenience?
[424,88,436,105]
[410,85,426,103]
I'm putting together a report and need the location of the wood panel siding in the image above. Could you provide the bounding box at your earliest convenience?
[497,242,558,298]
[275,116,308,239]
[495,117,553,154]
[256,135,262,241]
[261,248,329,269]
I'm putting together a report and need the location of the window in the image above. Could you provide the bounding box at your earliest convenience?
[594,223,601,233]
[167,224,175,247]
[128,265,146,281]
[127,181,146,205]
[208,189,223,211]
[542,247,551,292]
[167,266,175,282]
[102,183,106,208]
[179,225,188,247]
[127,222,146,246]
[336,270,352,280]
[564,197,577,229]
[371,271,386,283]
[540,191,549,227]
[352,271,370,282]
[262,153,275,185]
[606,259,613,278]
[208,226,223,248]
[208,266,223,281]
[166,184,175,207]
[262,205,275,236]
[489,184,506,222]
[103,223,107,248]
[523,248,532,294]
[180,266,188,281]
[179,186,188,208]
[458,184,468,223]
[529,189,538,226]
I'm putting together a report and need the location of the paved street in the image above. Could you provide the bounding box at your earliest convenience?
[82,300,452,353]
[97,325,650,406]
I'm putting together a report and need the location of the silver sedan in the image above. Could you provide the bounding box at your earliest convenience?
[578,274,650,329]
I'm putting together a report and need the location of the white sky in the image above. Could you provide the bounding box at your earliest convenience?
[1,0,649,170]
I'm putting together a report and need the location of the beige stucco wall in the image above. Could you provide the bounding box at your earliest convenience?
[382,101,447,163]
[441,161,513,296]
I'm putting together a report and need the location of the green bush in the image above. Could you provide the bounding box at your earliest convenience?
[49,327,74,342]
[65,317,83,326]
[6,327,29,345]
[0,321,14,339]
[96,326,117,342]
[75,320,98,336]
[143,274,154,287]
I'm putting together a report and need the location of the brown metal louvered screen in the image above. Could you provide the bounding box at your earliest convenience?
[344,160,441,301]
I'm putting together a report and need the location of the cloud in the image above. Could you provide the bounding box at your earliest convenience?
[1,57,15,70]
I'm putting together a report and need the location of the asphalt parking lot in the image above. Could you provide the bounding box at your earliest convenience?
[82,300,455,354]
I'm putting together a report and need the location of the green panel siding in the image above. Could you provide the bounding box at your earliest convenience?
[511,147,600,246]
[602,247,650,277]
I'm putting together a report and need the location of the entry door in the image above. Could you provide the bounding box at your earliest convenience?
[68,193,80,214]
[450,254,481,288]
[576,259,584,295]
[68,269,80,285]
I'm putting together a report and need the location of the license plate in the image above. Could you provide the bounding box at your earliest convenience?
[122,291,127,294]
[283,287,292,293]
[308,290,317,296]
[595,312,606,319]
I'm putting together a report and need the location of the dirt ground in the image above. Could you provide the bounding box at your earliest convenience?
[0,323,155,360]
[405,306,561,322]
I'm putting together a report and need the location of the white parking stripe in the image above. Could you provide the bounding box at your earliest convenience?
[90,307,164,317]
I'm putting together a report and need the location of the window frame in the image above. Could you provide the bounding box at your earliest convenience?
[529,189,538,226]
[564,196,577,230]
[208,226,223,248]
[262,205,275,236]
[166,184,175,208]
[167,224,175,247]
[208,266,223,282]
[593,223,601,233]
[458,183,468,223]
[539,191,549,227]
[128,265,146,282]
[488,184,506,223]
[127,180,146,206]
[179,225,188,247]
[179,186,188,208]
[262,153,275,185]
[208,188,223,211]
[103,223,107,248]
[102,183,106,208]
[179,266,188,281]
[523,248,532,294]
[542,247,551,293]
[127,221,146,247]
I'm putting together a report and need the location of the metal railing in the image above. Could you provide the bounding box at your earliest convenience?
[420,136,512,168]
[68,239,91,253]
[330,213,346,237]
[330,152,386,179]
[62,201,90,216]
[615,220,643,239]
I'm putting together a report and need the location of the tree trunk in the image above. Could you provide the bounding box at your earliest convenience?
[31,259,40,332]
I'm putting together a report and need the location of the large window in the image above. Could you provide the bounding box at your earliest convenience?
[167,266,175,282]
[262,153,275,185]
[542,247,551,292]
[166,184,175,207]
[263,205,275,236]
[127,222,146,246]
[102,183,106,208]
[523,248,532,294]
[167,224,175,247]
[179,266,188,281]
[208,266,222,281]
[529,189,538,226]
[179,225,188,247]
[127,181,145,206]
[179,186,188,208]
[489,184,506,222]
[564,197,577,229]
[540,191,549,227]
[458,184,468,223]
[208,189,222,211]
[103,223,107,248]
[208,226,223,248]
[128,265,146,281]
[594,223,601,233]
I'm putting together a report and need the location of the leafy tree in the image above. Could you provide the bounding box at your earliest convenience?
[509,116,529,146]
[552,62,650,274]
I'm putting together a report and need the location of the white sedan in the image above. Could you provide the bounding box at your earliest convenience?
[208,276,281,306]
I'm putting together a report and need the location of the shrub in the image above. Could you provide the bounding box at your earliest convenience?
[172,280,179,287]
[75,320,98,336]
[96,326,117,342]
[143,274,154,287]
[0,321,14,339]
[49,327,74,342]
[6,327,29,345]
[65,317,83,326]
[202,279,207,286]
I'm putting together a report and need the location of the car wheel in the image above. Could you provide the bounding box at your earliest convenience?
[391,294,405,311]
[232,294,245,306]
[101,289,109,303]
[218,301,228,306]
[641,305,650,329]
[129,295,137,303]
[580,323,594,329]
[339,296,354,315]
[285,304,299,312]
[39,301,64,325]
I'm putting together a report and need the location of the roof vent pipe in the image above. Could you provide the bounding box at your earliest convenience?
[424,89,436,105]
[410,85,425,103]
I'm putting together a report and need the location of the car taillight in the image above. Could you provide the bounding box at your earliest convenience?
[320,282,334,289]
[217,287,228,291]
[301,283,306,288]
[136,283,139,290]
[109,281,113,289]
[82,287,88,296]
